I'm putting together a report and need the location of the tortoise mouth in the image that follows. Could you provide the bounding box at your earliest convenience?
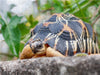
[30,45,46,55]
[34,50,46,54]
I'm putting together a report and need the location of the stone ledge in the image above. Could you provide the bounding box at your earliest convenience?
[0,55,100,75]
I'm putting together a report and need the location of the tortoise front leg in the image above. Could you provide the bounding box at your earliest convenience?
[20,44,34,59]
[46,47,65,57]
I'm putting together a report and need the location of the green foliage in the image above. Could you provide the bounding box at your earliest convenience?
[0,16,22,57]
[39,0,65,13]
[0,12,38,58]
[26,15,38,28]
[39,0,100,23]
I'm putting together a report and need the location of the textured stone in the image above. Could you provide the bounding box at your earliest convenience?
[0,55,100,75]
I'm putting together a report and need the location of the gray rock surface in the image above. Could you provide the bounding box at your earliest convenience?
[0,55,100,75]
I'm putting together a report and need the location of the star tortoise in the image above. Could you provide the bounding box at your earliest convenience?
[20,13,99,59]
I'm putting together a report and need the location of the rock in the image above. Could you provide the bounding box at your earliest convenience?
[0,55,100,75]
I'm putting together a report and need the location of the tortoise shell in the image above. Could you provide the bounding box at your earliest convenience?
[28,13,99,56]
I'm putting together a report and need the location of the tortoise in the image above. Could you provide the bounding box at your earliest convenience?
[20,13,99,59]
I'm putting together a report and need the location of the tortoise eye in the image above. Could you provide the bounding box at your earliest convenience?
[38,44,42,48]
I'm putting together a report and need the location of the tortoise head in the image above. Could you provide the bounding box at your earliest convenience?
[20,39,46,59]
[29,39,46,54]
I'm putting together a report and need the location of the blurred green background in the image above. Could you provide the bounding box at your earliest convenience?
[0,0,100,60]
